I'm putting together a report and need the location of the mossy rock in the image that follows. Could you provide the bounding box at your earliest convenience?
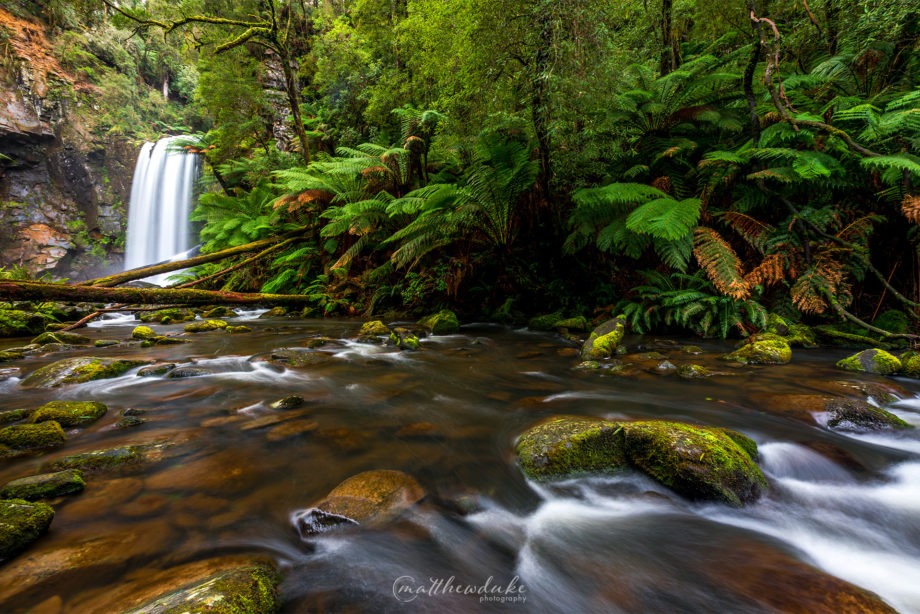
[555,316,589,332]
[621,421,766,506]
[270,395,304,410]
[138,308,197,324]
[185,319,228,333]
[0,408,30,426]
[528,312,563,331]
[0,422,66,450]
[258,307,288,319]
[418,309,460,335]
[0,350,24,362]
[137,363,176,377]
[784,323,818,348]
[515,416,628,479]
[124,563,280,614]
[388,328,420,351]
[202,306,239,319]
[836,349,901,375]
[0,499,54,562]
[94,339,120,348]
[580,316,627,360]
[31,331,92,346]
[20,357,150,388]
[30,400,107,428]
[295,469,426,536]
[150,336,192,346]
[47,445,144,472]
[825,399,911,431]
[677,364,711,379]
[723,336,791,365]
[0,309,51,338]
[131,326,157,340]
[0,469,85,500]
[358,320,391,339]
[226,326,251,334]
[764,313,792,336]
[899,352,920,379]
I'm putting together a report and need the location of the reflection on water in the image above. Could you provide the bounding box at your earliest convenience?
[0,318,918,612]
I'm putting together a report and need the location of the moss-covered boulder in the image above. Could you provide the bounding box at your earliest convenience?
[0,422,66,450]
[0,309,51,338]
[528,312,563,331]
[723,335,791,365]
[358,320,391,340]
[294,469,425,536]
[677,364,712,379]
[621,421,766,506]
[0,469,85,500]
[21,357,150,388]
[418,309,460,335]
[581,316,627,360]
[825,399,911,431]
[0,499,54,561]
[258,306,288,319]
[131,326,157,340]
[0,350,24,362]
[124,563,280,614]
[185,319,228,333]
[555,316,589,332]
[515,416,628,479]
[31,331,92,346]
[29,400,107,428]
[202,306,239,319]
[138,308,197,324]
[836,349,901,375]
[226,325,251,334]
[514,417,766,506]
[899,351,920,379]
[47,445,144,472]
[0,408,30,426]
[388,327,420,351]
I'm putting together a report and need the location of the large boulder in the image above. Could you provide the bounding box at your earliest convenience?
[515,416,766,507]
[901,351,920,379]
[29,400,107,428]
[580,316,627,360]
[185,319,228,333]
[723,335,791,365]
[293,469,425,536]
[20,357,149,388]
[0,499,54,562]
[836,349,901,375]
[417,309,460,335]
[31,331,92,346]
[0,422,66,451]
[357,320,391,341]
[0,469,85,500]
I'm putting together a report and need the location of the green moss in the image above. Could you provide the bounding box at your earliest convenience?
[555,316,589,332]
[621,421,766,507]
[825,399,911,430]
[712,428,759,459]
[0,350,24,362]
[30,400,107,428]
[47,445,144,472]
[723,337,791,365]
[575,360,601,369]
[388,328,421,351]
[94,339,120,348]
[784,323,818,348]
[677,364,711,379]
[0,499,54,561]
[21,357,150,387]
[359,320,391,337]
[418,309,460,335]
[226,326,251,334]
[258,307,288,319]
[873,310,910,335]
[515,416,628,479]
[0,408,29,425]
[581,317,627,360]
[203,306,239,319]
[0,469,85,500]
[138,308,197,324]
[900,352,920,379]
[836,349,902,375]
[528,312,563,331]
[131,326,156,340]
[31,331,92,346]
[0,309,51,338]
[765,313,791,336]
[185,320,229,333]
[815,325,896,349]
[0,422,67,450]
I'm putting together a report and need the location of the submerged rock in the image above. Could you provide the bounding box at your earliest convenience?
[0,499,54,561]
[836,349,901,375]
[47,445,145,473]
[226,325,251,334]
[137,363,176,377]
[166,367,212,379]
[21,357,150,388]
[0,422,67,450]
[185,319,228,333]
[418,309,460,335]
[723,335,791,365]
[580,316,627,360]
[294,469,426,537]
[514,416,766,506]
[29,400,107,428]
[825,399,911,431]
[31,331,92,346]
[0,469,85,500]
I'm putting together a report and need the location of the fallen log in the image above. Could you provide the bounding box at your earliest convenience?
[0,280,312,307]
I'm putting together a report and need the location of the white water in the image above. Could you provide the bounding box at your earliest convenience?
[124,137,200,285]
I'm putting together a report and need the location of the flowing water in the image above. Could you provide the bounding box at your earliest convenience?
[123,137,200,284]
[1,319,919,612]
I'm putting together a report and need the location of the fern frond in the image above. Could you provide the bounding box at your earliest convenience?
[903,194,920,224]
[625,197,702,241]
[744,253,786,287]
[720,211,774,251]
[692,227,750,300]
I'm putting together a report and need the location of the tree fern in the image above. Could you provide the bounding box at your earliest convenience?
[692,227,749,300]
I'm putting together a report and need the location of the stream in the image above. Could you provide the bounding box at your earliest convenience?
[1,316,919,612]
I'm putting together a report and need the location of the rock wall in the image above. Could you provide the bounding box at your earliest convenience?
[0,9,135,280]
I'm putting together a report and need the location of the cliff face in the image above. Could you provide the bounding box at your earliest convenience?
[0,8,135,280]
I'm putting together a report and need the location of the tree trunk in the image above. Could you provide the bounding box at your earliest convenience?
[277,45,312,166]
[659,0,677,76]
[531,9,553,197]
[1,280,313,307]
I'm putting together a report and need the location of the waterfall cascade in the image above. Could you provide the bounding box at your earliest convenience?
[124,136,200,283]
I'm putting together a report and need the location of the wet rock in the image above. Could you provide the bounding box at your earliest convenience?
[418,309,460,335]
[138,308,196,324]
[358,320,392,340]
[0,499,54,561]
[263,349,332,368]
[723,335,791,365]
[116,416,146,429]
[93,339,120,348]
[294,469,426,536]
[528,312,563,331]
[555,316,589,332]
[576,360,602,370]
[270,395,305,410]
[266,419,318,441]
[581,316,627,360]
[0,408,30,425]
[825,399,911,431]
[185,319,229,333]
[166,367,212,379]
[30,331,92,346]
[145,449,258,494]
[0,367,21,381]
[0,309,50,338]
[123,562,279,614]
[836,349,901,375]
[388,327,421,350]
[203,306,239,319]
[0,421,66,450]
[131,325,157,340]
[898,351,920,379]
[655,360,677,373]
[677,364,711,379]
[258,306,288,319]
[29,400,107,428]
[395,421,442,439]
[0,349,25,362]
[680,345,703,355]
[0,469,85,500]
[137,363,176,377]
[226,325,251,334]
[123,408,146,417]
[515,416,766,506]
[20,357,150,388]
[46,445,145,473]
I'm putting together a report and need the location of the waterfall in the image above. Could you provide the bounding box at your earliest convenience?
[124,136,200,284]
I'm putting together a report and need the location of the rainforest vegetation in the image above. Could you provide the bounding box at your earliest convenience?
[5,0,920,338]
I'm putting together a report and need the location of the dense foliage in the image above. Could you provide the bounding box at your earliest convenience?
[19,0,920,335]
